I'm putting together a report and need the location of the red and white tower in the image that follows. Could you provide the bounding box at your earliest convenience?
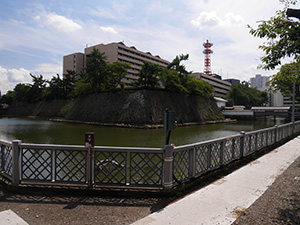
[203,40,213,75]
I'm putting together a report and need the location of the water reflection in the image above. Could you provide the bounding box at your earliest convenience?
[0,117,286,148]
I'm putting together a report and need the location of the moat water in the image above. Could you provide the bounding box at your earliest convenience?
[0,117,286,148]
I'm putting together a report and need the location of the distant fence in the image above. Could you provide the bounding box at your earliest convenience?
[1,121,300,191]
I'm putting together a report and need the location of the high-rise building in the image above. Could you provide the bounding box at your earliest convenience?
[250,74,269,91]
[63,42,170,86]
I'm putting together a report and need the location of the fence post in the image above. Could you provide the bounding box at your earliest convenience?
[274,125,278,143]
[1,144,4,172]
[188,147,196,178]
[220,141,224,166]
[240,131,245,158]
[163,145,174,190]
[12,140,21,186]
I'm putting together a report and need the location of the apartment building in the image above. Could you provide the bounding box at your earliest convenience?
[63,42,170,85]
[191,72,232,99]
[63,52,84,75]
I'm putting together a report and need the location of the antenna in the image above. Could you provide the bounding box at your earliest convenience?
[203,40,213,75]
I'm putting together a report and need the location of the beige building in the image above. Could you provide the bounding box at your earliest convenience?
[63,42,170,86]
[63,52,84,75]
[191,72,232,99]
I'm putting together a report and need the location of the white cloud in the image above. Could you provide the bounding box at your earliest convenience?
[0,63,62,94]
[191,11,245,29]
[45,13,82,32]
[191,11,221,29]
[224,13,245,26]
[100,26,118,34]
[0,66,31,93]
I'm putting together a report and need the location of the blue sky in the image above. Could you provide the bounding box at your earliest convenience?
[1,0,299,94]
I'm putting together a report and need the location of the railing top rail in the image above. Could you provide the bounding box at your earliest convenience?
[245,126,276,136]
[19,142,163,153]
[20,143,87,151]
[0,139,12,147]
[277,122,294,128]
[93,146,163,153]
[174,133,242,151]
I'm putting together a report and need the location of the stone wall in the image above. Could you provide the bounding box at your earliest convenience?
[2,89,223,126]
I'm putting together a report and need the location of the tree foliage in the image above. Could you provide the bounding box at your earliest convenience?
[135,61,161,88]
[227,82,268,108]
[108,61,130,89]
[248,0,300,70]
[268,61,300,101]
[76,48,130,94]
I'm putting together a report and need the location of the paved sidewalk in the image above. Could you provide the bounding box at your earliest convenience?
[132,136,300,225]
[0,209,29,225]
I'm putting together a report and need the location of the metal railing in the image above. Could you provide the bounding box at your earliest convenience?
[1,121,300,190]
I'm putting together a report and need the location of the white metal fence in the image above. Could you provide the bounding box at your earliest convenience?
[1,121,300,190]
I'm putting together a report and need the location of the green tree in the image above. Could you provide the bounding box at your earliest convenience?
[227,83,268,108]
[167,54,191,84]
[248,0,300,70]
[160,68,189,94]
[45,74,64,101]
[135,61,161,88]
[27,74,47,102]
[63,70,76,95]
[185,76,214,99]
[268,61,300,100]
[13,83,31,102]
[0,91,15,104]
[108,62,131,89]
[85,48,110,92]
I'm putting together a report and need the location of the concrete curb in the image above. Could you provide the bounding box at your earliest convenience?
[0,210,29,225]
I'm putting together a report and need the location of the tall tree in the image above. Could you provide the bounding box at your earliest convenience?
[268,61,300,100]
[248,0,300,70]
[167,54,191,82]
[85,48,110,91]
[227,83,268,108]
[135,61,161,88]
[13,83,31,102]
[27,74,47,102]
[108,62,131,89]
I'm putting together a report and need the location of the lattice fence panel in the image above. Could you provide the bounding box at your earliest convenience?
[224,138,234,164]
[233,137,241,159]
[56,150,86,183]
[244,134,256,155]
[0,145,13,177]
[195,145,209,176]
[173,150,189,182]
[94,151,127,184]
[256,133,263,150]
[210,142,221,169]
[268,130,275,145]
[130,153,163,186]
[22,148,52,181]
